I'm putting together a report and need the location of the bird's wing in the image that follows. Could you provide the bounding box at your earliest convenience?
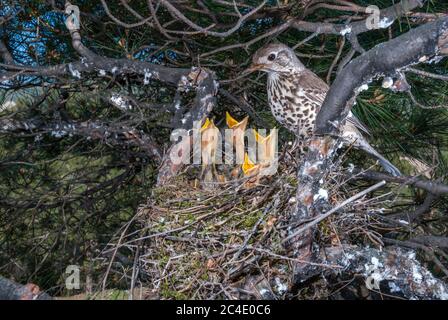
[302,87,327,106]
[299,71,371,135]
[347,112,371,136]
[296,70,329,108]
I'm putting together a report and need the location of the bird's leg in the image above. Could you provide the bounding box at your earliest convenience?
[291,136,316,164]
[290,138,300,153]
[290,137,306,157]
[284,138,301,164]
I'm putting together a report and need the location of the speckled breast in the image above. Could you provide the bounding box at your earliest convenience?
[267,75,317,138]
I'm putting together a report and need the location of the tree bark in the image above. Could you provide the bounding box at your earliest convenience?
[288,17,448,286]
[0,276,52,300]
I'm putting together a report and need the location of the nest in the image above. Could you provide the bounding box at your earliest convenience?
[132,151,406,299]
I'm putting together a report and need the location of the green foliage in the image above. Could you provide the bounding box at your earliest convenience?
[1,0,448,297]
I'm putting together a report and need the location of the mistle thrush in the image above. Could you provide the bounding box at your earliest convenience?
[249,43,401,176]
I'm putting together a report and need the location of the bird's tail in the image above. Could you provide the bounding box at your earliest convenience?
[355,138,401,176]
[343,119,401,176]
[377,154,402,177]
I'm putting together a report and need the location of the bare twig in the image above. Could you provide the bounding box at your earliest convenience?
[282,180,386,244]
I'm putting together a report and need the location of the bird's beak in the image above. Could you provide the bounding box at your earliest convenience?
[246,63,264,73]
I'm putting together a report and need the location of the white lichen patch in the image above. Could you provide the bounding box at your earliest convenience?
[81,57,89,67]
[259,288,269,297]
[51,130,68,138]
[68,63,81,79]
[378,17,394,29]
[110,94,132,111]
[388,282,401,293]
[313,188,328,201]
[370,256,383,269]
[419,56,428,63]
[347,163,355,173]
[177,75,192,92]
[143,69,152,85]
[274,277,288,294]
[356,84,369,93]
[412,265,423,284]
[353,247,448,300]
[382,77,394,89]
[427,55,443,65]
[340,26,352,36]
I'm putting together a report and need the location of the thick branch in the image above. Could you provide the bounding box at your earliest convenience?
[389,192,437,223]
[0,117,163,162]
[0,276,52,300]
[292,0,424,36]
[315,17,448,135]
[353,169,448,195]
[288,16,448,287]
[411,235,448,248]
[322,245,448,300]
[0,56,190,86]
[0,40,14,64]
[156,69,218,185]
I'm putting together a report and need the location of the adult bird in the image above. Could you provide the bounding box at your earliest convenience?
[248,43,401,176]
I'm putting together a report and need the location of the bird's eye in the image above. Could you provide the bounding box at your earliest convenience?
[267,53,276,61]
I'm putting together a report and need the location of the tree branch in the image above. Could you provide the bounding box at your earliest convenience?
[0,276,52,300]
[0,117,163,162]
[292,0,425,37]
[315,17,448,135]
[352,169,448,195]
[287,16,448,287]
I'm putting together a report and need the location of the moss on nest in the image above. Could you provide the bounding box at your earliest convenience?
[129,156,415,299]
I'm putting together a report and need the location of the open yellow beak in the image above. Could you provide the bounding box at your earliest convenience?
[253,129,275,143]
[201,118,216,132]
[226,112,239,128]
[253,129,264,143]
[242,153,258,176]
[226,112,248,130]
[253,129,277,165]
